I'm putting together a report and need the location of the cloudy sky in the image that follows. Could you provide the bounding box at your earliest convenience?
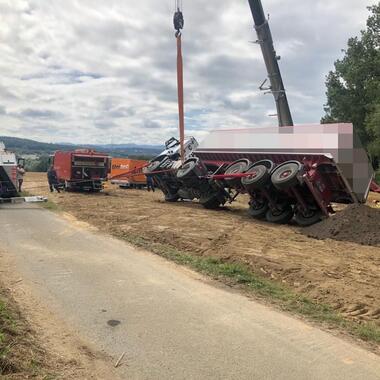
[0,0,376,145]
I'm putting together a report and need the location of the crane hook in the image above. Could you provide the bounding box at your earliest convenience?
[173,8,184,37]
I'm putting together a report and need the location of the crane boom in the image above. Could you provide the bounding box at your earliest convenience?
[247,0,293,127]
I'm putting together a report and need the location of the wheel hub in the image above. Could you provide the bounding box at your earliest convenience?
[280,170,292,178]
[247,171,257,179]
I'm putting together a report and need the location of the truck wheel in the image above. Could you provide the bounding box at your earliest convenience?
[294,209,323,227]
[200,195,221,209]
[271,161,301,190]
[176,159,203,184]
[242,165,270,191]
[248,199,268,219]
[177,160,196,179]
[177,188,195,200]
[224,159,251,188]
[265,205,294,224]
[165,193,179,202]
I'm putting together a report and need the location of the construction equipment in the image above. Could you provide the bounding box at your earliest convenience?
[0,142,47,204]
[109,158,148,188]
[0,142,18,198]
[146,0,375,226]
[248,0,293,127]
[52,149,110,192]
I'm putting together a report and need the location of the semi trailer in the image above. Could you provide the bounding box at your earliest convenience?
[146,0,375,226]
[110,158,148,189]
[52,149,110,192]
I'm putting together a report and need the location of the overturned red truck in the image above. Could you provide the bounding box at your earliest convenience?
[146,0,376,226]
[52,149,110,192]
[146,125,374,226]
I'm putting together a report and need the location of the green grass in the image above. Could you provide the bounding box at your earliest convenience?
[40,200,60,211]
[18,191,32,198]
[119,233,380,345]
[375,170,380,183]
[0,299,14,327]
[354,322,380,343]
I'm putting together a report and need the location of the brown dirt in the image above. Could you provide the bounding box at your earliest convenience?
[0,249,121,379]
[304,204,380,247]
[24,173,380,329]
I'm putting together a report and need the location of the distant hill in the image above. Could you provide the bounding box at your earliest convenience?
[0,136,69,153]
[0,136,163,158]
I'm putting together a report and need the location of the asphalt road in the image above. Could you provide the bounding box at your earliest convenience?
[1,203,379,380]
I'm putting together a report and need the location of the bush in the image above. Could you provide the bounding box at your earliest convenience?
[24,156,50,172]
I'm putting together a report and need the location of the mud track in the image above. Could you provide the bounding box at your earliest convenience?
[25,173,380,327]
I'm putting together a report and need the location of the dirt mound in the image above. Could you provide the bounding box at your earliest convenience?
[304,204,380,247]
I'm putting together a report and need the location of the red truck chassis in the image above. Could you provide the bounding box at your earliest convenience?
[53,150,110,192]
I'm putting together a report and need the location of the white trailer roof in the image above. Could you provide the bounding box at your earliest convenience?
[195,123,374,202]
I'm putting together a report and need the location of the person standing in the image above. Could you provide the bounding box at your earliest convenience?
[16,164,25,192]
[146,174,155,192]
[47,165,61,193]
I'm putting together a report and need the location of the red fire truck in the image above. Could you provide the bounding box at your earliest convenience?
[52,149,110,192]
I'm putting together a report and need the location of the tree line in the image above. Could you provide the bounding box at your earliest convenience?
[322,3,380,169]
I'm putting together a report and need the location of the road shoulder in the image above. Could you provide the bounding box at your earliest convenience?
[0,249,121,379]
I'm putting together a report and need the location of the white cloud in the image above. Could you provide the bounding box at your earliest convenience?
[0,0,377,144]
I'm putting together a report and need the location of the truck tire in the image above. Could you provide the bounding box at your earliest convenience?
[271,161,301,190]
[242,165,270,191]
[177,188,195,200]
[165,193,179,202]
[248,199,268,219]
[265,205,294,224]
[294,209,323,227]
[177,159,197,179]
[200,195,222,209]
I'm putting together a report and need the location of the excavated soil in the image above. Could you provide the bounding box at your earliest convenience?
[304,204,380,247]
[25,173,380,328]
